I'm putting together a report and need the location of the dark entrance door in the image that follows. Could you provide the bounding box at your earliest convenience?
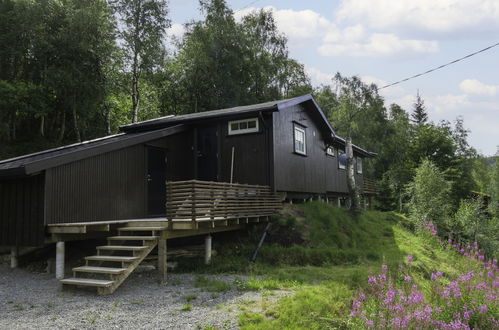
[147,147,167,216]
[197,126,218,181]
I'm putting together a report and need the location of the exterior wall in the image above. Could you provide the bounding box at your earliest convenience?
[273,104,365,195]
[45,145,147,224]
[218,114,273,186]
[0,174,45,246]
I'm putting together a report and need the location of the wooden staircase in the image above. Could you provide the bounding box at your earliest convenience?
[60,226,166,295]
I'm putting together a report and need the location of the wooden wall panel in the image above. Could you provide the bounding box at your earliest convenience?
[45,145,147,224]
[0,175,44,246]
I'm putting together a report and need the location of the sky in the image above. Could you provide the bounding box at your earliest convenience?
[167,0,499,156]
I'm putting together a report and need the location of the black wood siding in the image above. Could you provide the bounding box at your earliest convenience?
[0,175,45,246]
[273,104,364,194]
[219,115,273,186]
[45,145,147,224]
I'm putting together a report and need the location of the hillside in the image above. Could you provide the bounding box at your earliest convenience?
[181,202,497,329]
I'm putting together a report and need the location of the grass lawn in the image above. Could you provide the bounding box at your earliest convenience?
[175,202,492,329]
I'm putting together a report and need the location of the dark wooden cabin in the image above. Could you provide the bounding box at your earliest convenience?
[0,94,375,249]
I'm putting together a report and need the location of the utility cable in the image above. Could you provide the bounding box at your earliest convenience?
[379,41,499,90]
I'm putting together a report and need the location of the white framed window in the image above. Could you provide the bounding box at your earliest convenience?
[326,146,335,157]
[228,118,259,135]
[356,157,363,174]
[294,125,306,155]
[338,149,346,169]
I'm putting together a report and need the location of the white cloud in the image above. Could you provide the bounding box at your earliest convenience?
[235,6,334,40]
[305,67,334,86]
[319,33,438,57]
[428,94,470,114]
[336,0,499,35]
[459,79,499,96]
[167,23,186,39]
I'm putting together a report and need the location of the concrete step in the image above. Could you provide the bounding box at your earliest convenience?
[60,277,114,287]
[108,236,158,241]
[85,255,139,262]
[73,266,127,275]
[97,245,148,251]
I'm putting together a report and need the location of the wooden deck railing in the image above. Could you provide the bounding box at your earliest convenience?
[363,178,378,195]
[165,180,282,227]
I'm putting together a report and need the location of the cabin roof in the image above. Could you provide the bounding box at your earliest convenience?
[0,125,186,177]
[121,94,335,134]
[0,94,375,178]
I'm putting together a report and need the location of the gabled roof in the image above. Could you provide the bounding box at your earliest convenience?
[121,94,336,136]
[0,125,186,178]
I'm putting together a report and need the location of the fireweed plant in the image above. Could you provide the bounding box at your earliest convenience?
[351,222,498,329]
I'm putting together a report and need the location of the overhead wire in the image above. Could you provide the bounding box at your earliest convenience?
[378,41,499,90]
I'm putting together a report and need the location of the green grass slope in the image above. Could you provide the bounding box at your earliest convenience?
[176,202,484,329]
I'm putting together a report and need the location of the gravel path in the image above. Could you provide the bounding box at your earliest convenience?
[0,264,288,329]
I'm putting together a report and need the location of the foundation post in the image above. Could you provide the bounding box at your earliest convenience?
[337,197,341,207]
[55,241,65,280]
[158,238,167,283]
[10,246,18,269]
[204,234,212,265]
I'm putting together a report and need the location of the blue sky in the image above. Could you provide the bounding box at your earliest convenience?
[167,0,499,156]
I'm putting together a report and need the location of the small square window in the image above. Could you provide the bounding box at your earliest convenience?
[228,118,259,135]
[326,146,335,156]
[338,149,346,169]
[294,125,306,155]
[357,157,363,174]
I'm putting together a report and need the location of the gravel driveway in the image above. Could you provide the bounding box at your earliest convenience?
[0,264,287,329]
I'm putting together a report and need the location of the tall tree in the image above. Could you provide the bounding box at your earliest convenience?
[411,90,428,125]
[112,0,170,123]
[331,73,380,213]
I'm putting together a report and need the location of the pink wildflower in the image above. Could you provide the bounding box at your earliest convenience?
[480,305,487,314]
[407,255,414,262]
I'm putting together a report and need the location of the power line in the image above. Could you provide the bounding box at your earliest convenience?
[378,41,499,90]
[240,0,262,10]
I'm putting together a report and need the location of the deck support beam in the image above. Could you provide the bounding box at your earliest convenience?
[204,234,212,265]
[56,241,65,280]
[158,238,167,283]
[10,246,18,269]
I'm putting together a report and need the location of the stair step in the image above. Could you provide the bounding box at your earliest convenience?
[85,255,139,262]
[118,226,167,231]
[108,236,158,241]
[97,245,148,251]
[73,266,127,275]
[60,278,114,287]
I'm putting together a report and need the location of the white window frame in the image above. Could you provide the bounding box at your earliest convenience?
[228,118,259,135]
[356,157,363,174]
[294,125,306,155]
[338,149,346,169]
[326,146,335,157]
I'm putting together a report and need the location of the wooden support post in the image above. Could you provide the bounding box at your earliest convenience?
[204,234,212,265]
[158,239,167,283]
[10,246,18,269]
[56,241,65,280]
[337,197,341,207]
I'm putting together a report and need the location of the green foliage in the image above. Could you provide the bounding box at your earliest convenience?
[406,159,451,227]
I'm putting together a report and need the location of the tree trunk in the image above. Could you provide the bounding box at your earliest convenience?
[58,109,66,143]
[72,106,81,142]
[40,116,45,137]
[346,136,361,213]
[131,74,139,123]
[104,104,111,135]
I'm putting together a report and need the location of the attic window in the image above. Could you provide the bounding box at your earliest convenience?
[294,124,306,155]
[326,146,335,157]
[228,118,259,135]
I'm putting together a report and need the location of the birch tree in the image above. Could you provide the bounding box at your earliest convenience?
[112,0,170,123]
